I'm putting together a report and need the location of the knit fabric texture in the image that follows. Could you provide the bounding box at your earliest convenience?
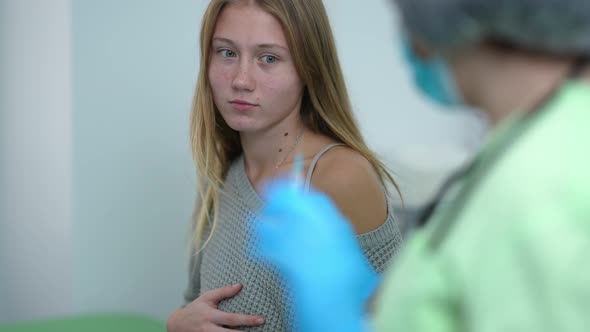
[184,155,403,331]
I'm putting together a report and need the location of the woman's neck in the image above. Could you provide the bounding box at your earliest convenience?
[240,113,306,180]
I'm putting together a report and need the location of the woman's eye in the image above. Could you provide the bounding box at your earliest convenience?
[261,55,277,64]
[220,49,236,57]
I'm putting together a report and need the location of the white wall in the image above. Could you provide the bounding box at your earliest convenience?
[0,0,73,322]
[70,0,201,320]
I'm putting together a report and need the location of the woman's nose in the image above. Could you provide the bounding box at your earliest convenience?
[231,61,255,92]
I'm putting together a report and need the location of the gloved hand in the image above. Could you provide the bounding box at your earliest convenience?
[252,179,378,332]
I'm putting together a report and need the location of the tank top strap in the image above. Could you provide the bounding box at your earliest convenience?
[303,143,346,193]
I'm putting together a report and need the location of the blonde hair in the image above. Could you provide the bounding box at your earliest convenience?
[190,0,399,251]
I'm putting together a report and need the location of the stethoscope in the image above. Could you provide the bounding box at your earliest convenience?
[415,57,590,251]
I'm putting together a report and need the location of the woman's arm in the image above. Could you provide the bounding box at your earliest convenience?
[311,147,388,234]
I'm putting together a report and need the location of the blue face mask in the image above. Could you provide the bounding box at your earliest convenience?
[402,40,464,107]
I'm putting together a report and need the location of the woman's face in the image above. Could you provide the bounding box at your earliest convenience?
[208,1,305,134]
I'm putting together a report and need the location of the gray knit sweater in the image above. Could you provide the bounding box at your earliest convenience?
[184,144,403,331]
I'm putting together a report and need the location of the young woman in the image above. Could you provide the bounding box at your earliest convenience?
[166,1,403,331]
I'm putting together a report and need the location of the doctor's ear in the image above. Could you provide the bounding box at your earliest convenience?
[408,35,436,59]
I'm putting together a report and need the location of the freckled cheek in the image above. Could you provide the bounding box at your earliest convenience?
[258,79,276,94]
[260,78,302,105]
[208,64,234,93]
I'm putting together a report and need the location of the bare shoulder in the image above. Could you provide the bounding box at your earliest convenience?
[310,145,388,234]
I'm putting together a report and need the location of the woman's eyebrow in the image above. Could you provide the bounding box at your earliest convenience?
[212,37,288,51]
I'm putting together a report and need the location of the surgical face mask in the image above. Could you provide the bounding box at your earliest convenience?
[402,40,464,107]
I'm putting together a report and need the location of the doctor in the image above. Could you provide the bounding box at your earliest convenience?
[253,0,590,331]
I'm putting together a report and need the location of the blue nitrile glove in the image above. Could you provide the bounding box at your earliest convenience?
[252,179,378,332]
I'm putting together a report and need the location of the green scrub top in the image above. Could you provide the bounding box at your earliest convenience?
[375,80,590,332]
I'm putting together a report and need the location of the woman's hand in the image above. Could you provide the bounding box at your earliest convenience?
[166,283,265,332]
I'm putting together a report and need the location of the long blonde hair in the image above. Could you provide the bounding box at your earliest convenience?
[190,0,399,251]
